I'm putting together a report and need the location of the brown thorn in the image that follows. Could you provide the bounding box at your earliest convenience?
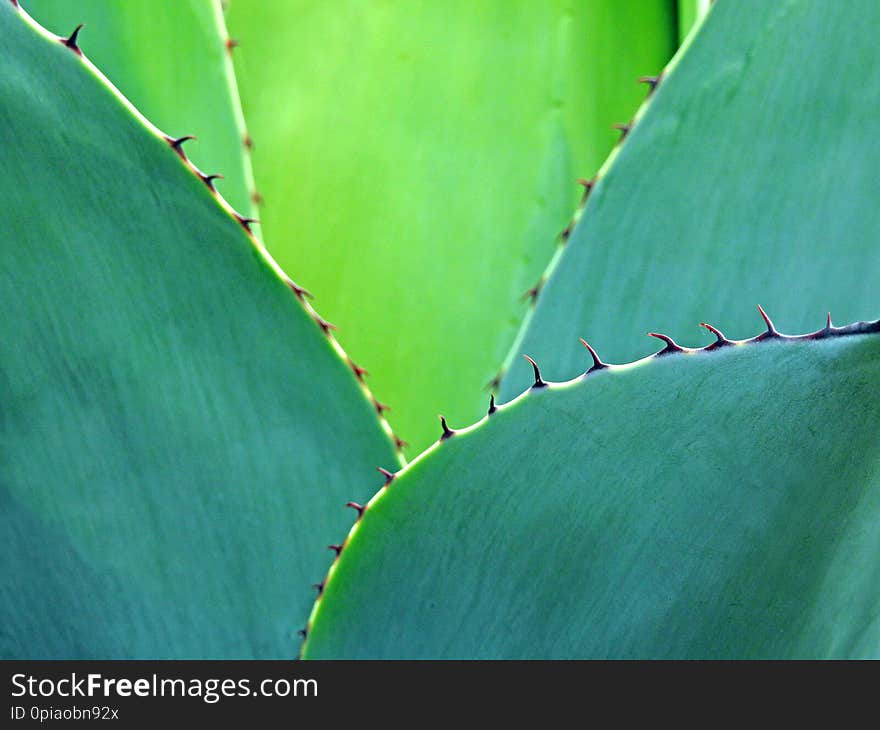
[639,74,661,92]
[62,24,84,54]
[699,322,730,347]
[251,190,264,206]
[648,332,684,354]
[577,177,596,206]
[166,135,196,160]
[345,501,365,517]
[285,277,313,300]
[373,399,390,415]
[439,415,455,440]
[487,394,497,416]
[377,467,395,485]
[327,544,343,556]
[225,37,239,53]
[393,436,408,451]
[613,122,632,140]
[314,314,337,333]
[756,304,779,337]
[242,134,254,151]
[523,354,546,388]
[560,223,573,243]
[201,173,223,191]
[348,359,369,380]
[579,338,607,372]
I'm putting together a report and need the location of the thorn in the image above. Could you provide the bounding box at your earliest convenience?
[201,173,223,191]
[327,544,343,556]
[348,359,368,380]
[62,24,84,54]
[521,279,544,304]
[639,74,661,91]
[242,134,254,151]
[579,338,607,372]
[166,135,196,158]
[225,37,239,53]
[377,467,395,485]
[439,415,455,440]
[826,312,834,330]
[10,0,20,8]
[484,373,502,392]
[613,122,632,140]
[648,332,684,354]
[523,355,546,388]
[313,314,337,333]
[236,216,259,233]
[487,394,497,416]
[345,501,365,517]
[373,400,390,415]
[297,628,308,639]
[393,435,408,451]
[312,582,324,595]
[251,190,264,206]
[576,177,596,206]
[756,304,779,337]
[560,222,573,243]
[285,277,313,300]
[699,322,730,347]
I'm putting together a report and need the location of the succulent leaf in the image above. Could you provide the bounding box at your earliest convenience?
[23,0,258,219]
[303,317,880,658]
[499,0,880,401]
[0,2,396,658]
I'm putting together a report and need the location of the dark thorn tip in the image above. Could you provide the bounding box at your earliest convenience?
[63,23,84,52]
[312,582,324,594]
[345,501,365,517]
[487,393,497,415]
[439,415,454,440]
[297,628,308,639]
[699,322,729,345]
[373,400,390,414]
[523,354,546,388]
[613,122,632,139]
[579,338,607,371]
[393,436,408,451]
[328,544,343,555]
[756,304,778,335]
[639,74,661,90]
[377,467,395,484]
[648,332,684,353]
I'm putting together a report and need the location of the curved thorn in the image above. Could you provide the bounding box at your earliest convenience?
[613,122,631,140]
[201,173,223,191]
[699,322,730,347]
[285,277,313,300]
[345,501,365,517]
[439,415,454,440]
[756,304,778,336]
[638,74,661,91]
[312,582,324,595]
[579,338,607,372]
[523,354,546,388]
[487,393,497,416]
[327,544,343,556]
[648,332,684,354]
[63,23,84,53]
[377,467,395,485]
[373,400,390,415]
[348,359,369,380]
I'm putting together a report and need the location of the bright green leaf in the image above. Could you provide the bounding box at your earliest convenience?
[227,0,678,454]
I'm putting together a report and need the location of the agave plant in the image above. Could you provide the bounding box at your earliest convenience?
[2,0,878,660]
